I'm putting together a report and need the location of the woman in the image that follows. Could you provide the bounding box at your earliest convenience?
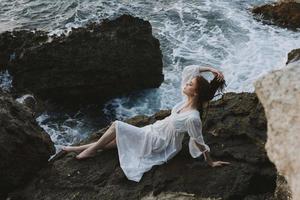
[62,65,230,182]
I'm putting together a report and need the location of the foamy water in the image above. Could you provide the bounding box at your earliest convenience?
[1,0,300,151]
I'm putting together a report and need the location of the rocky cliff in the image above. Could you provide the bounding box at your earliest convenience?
[252,2,300,30]
[7,93,279,200]
[0,14,164,109]
[255,49,300,200]
[0,89,55,199]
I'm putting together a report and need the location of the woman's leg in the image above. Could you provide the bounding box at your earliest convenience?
[102,138,117,149]
[62,121,117,153]
[76,121,117,159]
[62,142,97,153]
[62,138,116,153]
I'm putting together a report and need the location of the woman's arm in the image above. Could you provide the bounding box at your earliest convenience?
[198,66,224,81]
[198,66,213,73]
[194,141,230,167]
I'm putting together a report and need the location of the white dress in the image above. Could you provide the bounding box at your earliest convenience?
[115,65,210,182]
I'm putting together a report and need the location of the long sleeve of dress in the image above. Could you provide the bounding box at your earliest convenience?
[180,65,203,97]
[185,116,210,158]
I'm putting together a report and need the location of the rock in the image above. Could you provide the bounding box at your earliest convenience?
[273,175,292,200]
[8,93,278,200]
[287,48,300,64]
[3,14,164,108]
[252,2,300,30]
[14,93,51,118]
[15,94,37,112]
[279,0,300,3]
[254,58,300,199]
[0,30,48,71]
[141,191,217,200]
[0,89,55,199]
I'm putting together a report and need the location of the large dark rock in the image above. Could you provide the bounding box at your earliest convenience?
[0,30,48,71]
[8,93,278,200]
[0,89,55,199]
[252,2,300,30]
[287,48,300,64]
[3,14,164,108]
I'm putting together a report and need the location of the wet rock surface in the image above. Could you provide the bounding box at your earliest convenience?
[7,93,278,200]
[0,14,164,109]
[0,89,55,199]
[0,30,48,71]
[252,2,300,30]
[287,48,300,64]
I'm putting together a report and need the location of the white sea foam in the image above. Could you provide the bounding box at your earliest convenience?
[36,112,90,154]
[15,94,35,104]
[0,70,12,91]
[103,0,300,120]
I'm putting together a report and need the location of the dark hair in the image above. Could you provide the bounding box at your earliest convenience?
[195,75,226,121]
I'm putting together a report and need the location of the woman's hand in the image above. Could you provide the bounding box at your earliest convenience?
[196,143,230,168]
[208,160,230,167]
[208,67,224,81]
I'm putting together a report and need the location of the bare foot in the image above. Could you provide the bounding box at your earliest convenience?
[61,146,83,153]
[75,148,97,160]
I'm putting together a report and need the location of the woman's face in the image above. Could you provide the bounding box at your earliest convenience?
[183,77,198,97]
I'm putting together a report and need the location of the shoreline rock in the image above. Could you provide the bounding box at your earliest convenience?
[287,48,300,64]
[252,2,300,30]
[1,14,164,109]
[254,50,300,200]
[0,89,55,199]
[8,92,279,200]
[0,30,48,71]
